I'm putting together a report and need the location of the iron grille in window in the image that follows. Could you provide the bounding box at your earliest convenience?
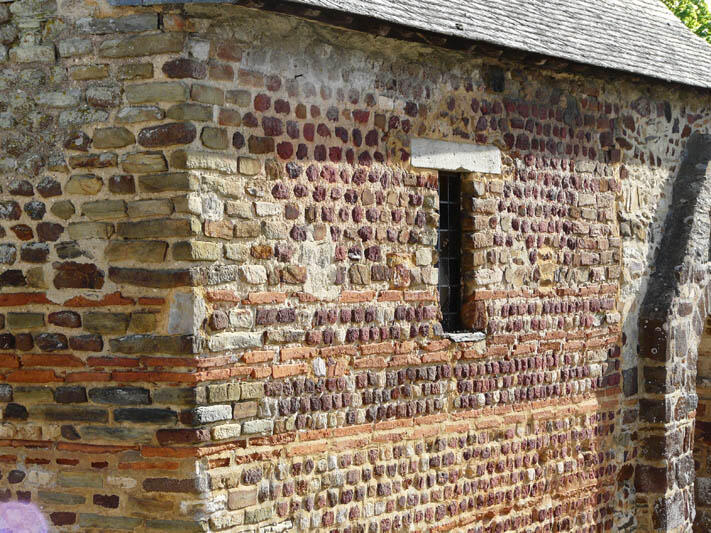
[437,172,462,332]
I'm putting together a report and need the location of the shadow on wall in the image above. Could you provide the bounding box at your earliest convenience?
[613,135,687,531]
[628,131,711,531]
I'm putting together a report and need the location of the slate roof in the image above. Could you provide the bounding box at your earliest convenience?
[291,0,711,89]
[111,0,711,89]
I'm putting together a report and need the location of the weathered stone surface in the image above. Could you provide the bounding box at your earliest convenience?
[109,267,194,288]
[242,419,273,436]
[109,334,198,355]
[84,312,131,334]
[117,217,199,239]
[9,45,55,64]
[114,408,178,424]
[239,383,263,400]
[228,487,258,510]
[36,221,64,241]
[6,312,45,330]
[0,244,17,265]
[143,478,205,494]
[162,58,207,79]
[191,84,224,105]
[53,262,105,289]
[119,151,168,173]
[218,108,241,126]
[167,103,212,121]
[37,222,64,242]
[248,135,275,154]
[130,312,158,333]
[212,423,241,440]
[68,222,114,240]
[69,64,109,81]
[81,426,151,442]
[51,201,76,220]
[58,38,92,58]
[37,177,62,197]
[65,174,103,195]
[166,292,204,335]
[69,334,103,352]
[116,106,165,123]
[233,221,262,238]
[0,201,21,220]
[126,199,173,218]
[238,156,261,176]
[77,14,158,34]
[38,491,85,506]
[201,127,228,150]
[118,62,154,80]
[181,405,232,425]
[89,386,151,406]
[99,32,184,58]
[239,265,267,284]
[92,127,135,149]
[109,175,136,194]
[59,108,109,127]
[139,172,197,192]
[87,86,121,108]
[138,122,196,147]
[48,311,81,328]
[170,149,237,174]
[54,386,87,404]
[21,243,50,263]
[58,471,103,489]
[79,515,142,530]
[68,151,117,169]
[208,332,262,351]
[156,428,210,446]
[171,240,221,261]
[124,82,188,104]
[81,200,127,220]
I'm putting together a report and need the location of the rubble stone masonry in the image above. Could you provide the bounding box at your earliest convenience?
[0,0,710,531]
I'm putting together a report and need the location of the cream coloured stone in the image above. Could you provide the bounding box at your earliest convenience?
[208,332,262,351]
[168,292,206,335]
[212,423,242,440]
[411,138,501,174]
[238,265,267,284]
[173,241,221,261]
[254,201,280,217]
[171,149,237,174]
[238,156,261,176]
[229,309,253,330]
[415,248,432,266]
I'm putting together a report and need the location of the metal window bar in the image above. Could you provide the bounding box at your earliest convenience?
[437,172,462,332]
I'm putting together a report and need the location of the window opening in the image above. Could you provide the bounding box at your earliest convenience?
[437,172,462,332]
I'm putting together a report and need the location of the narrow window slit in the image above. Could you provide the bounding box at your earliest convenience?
[437,172,462,332]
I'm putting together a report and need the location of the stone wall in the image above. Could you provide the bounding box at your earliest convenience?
[695,314,711,531]
[0,0,710,531]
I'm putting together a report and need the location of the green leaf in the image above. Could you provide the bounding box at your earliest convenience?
[662,0,711,42]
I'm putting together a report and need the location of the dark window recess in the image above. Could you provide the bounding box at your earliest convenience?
[437,172,462,332]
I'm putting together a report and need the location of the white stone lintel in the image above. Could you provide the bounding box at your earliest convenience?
[410,138,501,174]
[443,331,486,343]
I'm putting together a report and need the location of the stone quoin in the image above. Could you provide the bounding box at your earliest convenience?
[2,0,711,531]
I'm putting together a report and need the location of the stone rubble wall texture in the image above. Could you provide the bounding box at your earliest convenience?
[696,311,711,532]
[631,132,711,533]
[0,0,710,532]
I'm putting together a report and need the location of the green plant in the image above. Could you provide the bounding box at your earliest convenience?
[662,0,711,42]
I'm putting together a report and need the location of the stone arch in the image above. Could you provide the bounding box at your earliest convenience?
[636,132,711,531]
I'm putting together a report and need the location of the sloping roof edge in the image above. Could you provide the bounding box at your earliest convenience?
[109,0,711,90]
